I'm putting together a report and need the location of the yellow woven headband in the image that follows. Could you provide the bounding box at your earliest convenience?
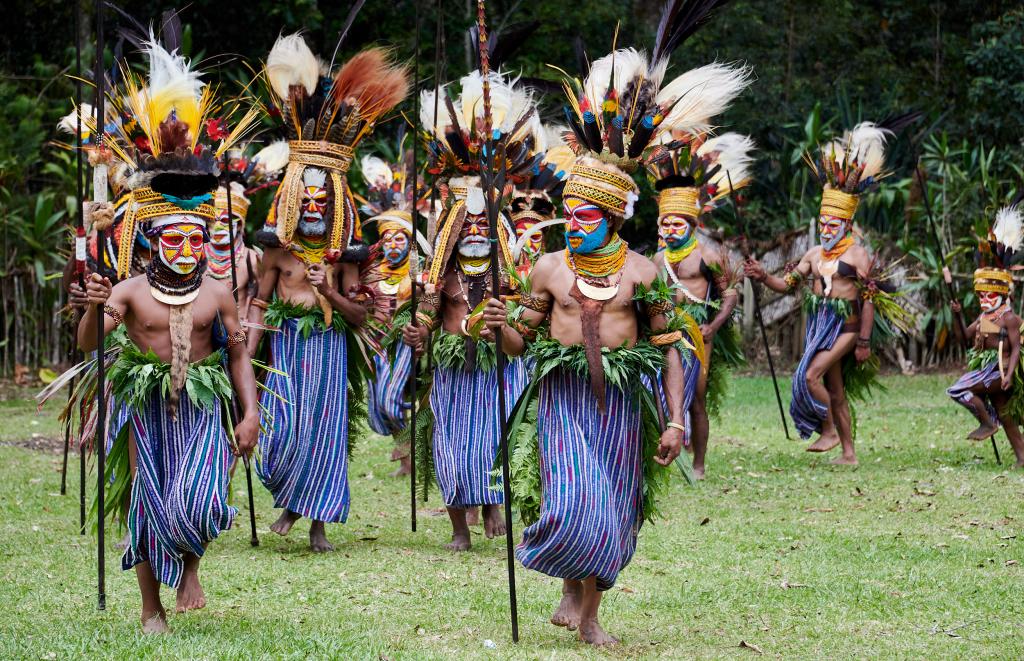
[820,189,860,220]
[658,187,700,218]
[975,268,1012,294]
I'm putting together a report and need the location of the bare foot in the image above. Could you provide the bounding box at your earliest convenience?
[445,531,471,552]
[692,464,706,480]
[175,568,206,613]
[270,510,301,536]
[968,423,999,441]
[141,610,169,634]
[309,521,334,553]
[390,455,411,477]
[830,454,858,466]
[465,507,480,526]
[1014,459,1024,469]
[483,504,506,539]
[807,432,840,453]
[115,531,130,550]
[550,582,582,630]
[578,617,619,646]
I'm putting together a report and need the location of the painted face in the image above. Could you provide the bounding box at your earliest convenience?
[298,168,329,238]
[458,212,491,258]
[158,222,205,275]
[818,215,849,251]
[515,218,543,254]
[210,210,243,248]
[979,291,1005,312]
[659,214,694,249]
[382,229,410,267]
[563,198,608,255]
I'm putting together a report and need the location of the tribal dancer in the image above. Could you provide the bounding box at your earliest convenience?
[948,204,1024,466]
[745,122,912,465]
[360,153,422,475]
[247,34,409,552]
[491,18,732,640]
[74,38,260,633]
[509,125,574,275]
[403,70,535,550]
[650,126,755,478]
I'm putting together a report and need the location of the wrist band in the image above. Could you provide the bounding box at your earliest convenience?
[857,337,870,346]
[250,298,269,310]
[666,421,686,432]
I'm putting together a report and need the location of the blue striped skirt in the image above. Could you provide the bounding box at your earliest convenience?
[256,319,351,523]
[948,361,1000,423]
[368,342,413,436]
[430,358,528,508]
[120,390,235,588]
[791,303,846,439]
[516,368,642,591]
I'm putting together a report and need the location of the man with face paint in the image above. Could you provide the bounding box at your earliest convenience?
[483,156,691,645]
[207,180,260,320]
[246,35,409,553]
[650,133,754,479]
[947,205,1024,467]
[73,37,260,634]
[745,123,897,465]
[401,176,530,550]
[360,154,420,474]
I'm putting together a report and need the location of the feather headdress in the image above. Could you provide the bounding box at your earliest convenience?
[805,121,892,221]
[976,204,1024,295]
[649,131,756,220]
[257,33,411,255]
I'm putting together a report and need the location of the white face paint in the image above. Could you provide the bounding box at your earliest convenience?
[298,168,328,238]
[458,212,491,258]
[979,291,1005,312]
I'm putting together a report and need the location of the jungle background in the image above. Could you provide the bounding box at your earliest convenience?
[2,0,1023,378]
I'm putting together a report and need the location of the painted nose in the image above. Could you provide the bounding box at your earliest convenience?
[468,224,480,236]
[568,218,583,232]
[180,241,194,258]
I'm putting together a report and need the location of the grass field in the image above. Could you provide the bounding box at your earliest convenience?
[1,373,1023,659]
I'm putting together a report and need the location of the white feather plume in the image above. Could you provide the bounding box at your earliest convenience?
[143,35,204,100]
[252,140,290,175]
[266,33,319,100]
[583,48,651,113]
[699,133,757,190]
[656,62,753,135]
[419,87,452,137]
[993,205,1024,252]
[842,121,891,179]
[454,70,533,137]
[57,103,96,137]
[360,155,394,190]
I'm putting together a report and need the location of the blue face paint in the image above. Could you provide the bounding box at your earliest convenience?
[565,216,608,254]
[385,243,410,267]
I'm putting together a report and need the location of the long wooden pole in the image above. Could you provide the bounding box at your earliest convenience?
[476,0,519,643]
[406,0,422,533]
[93,0,107,611]
[727,172,790,440]
[223,166,260,547]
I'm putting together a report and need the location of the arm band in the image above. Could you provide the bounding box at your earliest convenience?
[250,298,269,310]
[103,305,124,327]
[649,330,683,347]
[511,319,538,341]
[227,329,247,348]
[783,270,802,293]
[646,299,675,317]
[415,311,438,331]
[518,293,552,313]
[421,292,441,309]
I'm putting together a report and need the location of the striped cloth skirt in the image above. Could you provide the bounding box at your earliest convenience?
[120,390,235,589]
[948,361,1000,422]
[430,358,528,508]
[368,341,413,436]
[256,320,351,523]
[791,303,846,439]
[516,368,642,591]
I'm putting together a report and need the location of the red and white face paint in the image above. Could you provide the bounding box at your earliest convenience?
[158,222,205,275]
[979,291,1005,313]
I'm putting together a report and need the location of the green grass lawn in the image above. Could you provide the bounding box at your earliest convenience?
[1,374,1023,659]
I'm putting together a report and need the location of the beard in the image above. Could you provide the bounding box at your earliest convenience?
[298,211,327,238]
[664,232,691,249]
[385,247,409,266]
[458,236,490,258]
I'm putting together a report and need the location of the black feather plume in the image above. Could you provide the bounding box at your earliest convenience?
[652,0,732,64]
